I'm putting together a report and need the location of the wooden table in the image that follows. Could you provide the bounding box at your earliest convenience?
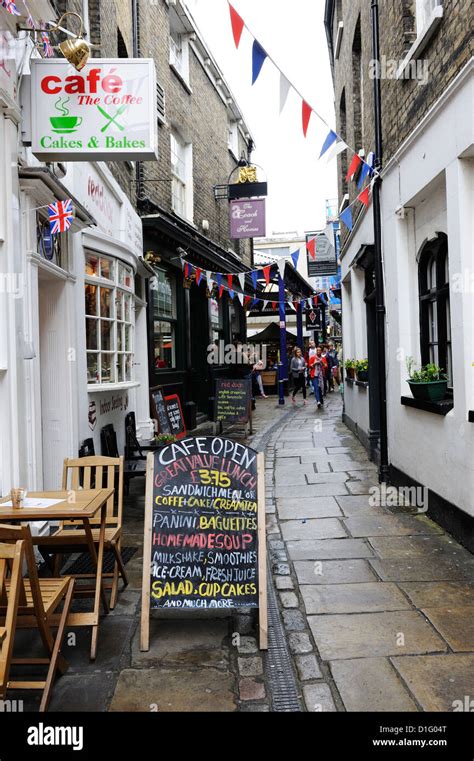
[0,489,113,660]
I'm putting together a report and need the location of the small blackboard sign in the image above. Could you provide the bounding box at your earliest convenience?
[140,436,267,650]
[164,394,186,440]
[150,387,171,435]
[215,378,251,425]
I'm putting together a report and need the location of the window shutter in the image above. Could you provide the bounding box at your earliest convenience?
[156,81,166,125]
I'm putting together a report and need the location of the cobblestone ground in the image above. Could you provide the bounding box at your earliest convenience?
[266,390,474,712]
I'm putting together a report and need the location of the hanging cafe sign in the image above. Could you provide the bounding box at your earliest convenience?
[30,59,158,162]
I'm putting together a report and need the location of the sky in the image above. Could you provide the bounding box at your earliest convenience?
[185,0,338,237]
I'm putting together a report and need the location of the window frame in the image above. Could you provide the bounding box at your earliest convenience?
[170,129,193,222]
[151,268,178,372]
[85,253,135,388]
[418,233,452,389]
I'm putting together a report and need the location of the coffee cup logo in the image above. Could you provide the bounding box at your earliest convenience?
[50,97,83,133]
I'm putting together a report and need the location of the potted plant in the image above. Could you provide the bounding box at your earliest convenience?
[356,359,369,383]
[406,357,448,402]
[344,359,356,380]
[154,433,177,446]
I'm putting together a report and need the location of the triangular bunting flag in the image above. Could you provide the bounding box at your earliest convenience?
[293,300,300,311]
[340,206,353,231]
[277,259,286,279]
[279,73,291,114]
[228,2,245,49]
[300,299,306,311]
[306,238,316,260]
[216,273,222,290]
[219,284,225,299]
[302,100,312,137]
[357,186,370,207]
[357,160,371,189]
[244,295,252,307]
[237,292,244,306]
[262,265,272,285]
[325,139,348,163]
[367,151,375,176]
[251,270,258,290]
[227,274,233,290]
[262,300,268,311]
[346,153,362,182]
[313,295,319,307]
[291,250,300,268]
[206,271,213,290]
[319,130,338,158]
[195,268,202,285]
[238,273,245,291]
[184,263,190,278]
[252,40,267,85]
[250,298,260,308]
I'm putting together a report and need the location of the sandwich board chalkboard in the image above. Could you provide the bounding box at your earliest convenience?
[150,387,171,435]
[140,436,267,651]
[215,378,252,433]
[164,394,186,440]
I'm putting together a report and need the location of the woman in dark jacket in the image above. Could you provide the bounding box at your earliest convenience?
[290,348,307,405]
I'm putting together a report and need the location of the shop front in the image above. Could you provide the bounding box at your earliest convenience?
[143,212,247,429]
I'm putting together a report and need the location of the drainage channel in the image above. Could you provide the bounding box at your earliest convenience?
[264,558,302,712]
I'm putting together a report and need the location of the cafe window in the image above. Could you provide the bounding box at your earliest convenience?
[151,269,177,370]
[210,296,224,348]
[171,130,193,222]
[418,233,452,386]
[85,253,134,385]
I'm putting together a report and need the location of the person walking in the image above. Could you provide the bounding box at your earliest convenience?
[253,359,266,398]
[290,347,307,405]
[309,345,325,407]
[320,345,330,396]
[328,342,340,388]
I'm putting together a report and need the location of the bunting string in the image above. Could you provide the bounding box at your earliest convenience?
[227,1,378,232]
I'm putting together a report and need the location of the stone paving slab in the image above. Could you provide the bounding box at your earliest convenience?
[303,683,337,712]
[308,611,448,660]
[110,668,236,712]
[294,559,378,585]
[421,607,474,651]
[276,482,349,498]
[131,619,230,669]
[276,497,343,519]
[286,538,375,560]
[369,556,474,582]
[345,514,443,538]
[346,480,379,495]
[330,658,418,712]
[335,495,393,516]
[301,582,411,614]
[390,654,474,711]
[276,448,328,458]
[399,581,474,608]
[368,534,469,559]
[281,518,347,541]
[49,672,118,713]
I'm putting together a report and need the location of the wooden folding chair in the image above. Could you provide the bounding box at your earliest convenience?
[37,456,127,609]
[0,527,74,712]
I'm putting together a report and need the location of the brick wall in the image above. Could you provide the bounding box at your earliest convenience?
[330,0,472,246]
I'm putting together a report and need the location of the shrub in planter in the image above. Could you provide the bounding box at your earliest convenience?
[155,433,177,446]
[344,359,356,379]
[406,357,448,402]
[356,359,369,382]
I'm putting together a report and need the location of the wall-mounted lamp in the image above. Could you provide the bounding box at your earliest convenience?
[20,12,91,71]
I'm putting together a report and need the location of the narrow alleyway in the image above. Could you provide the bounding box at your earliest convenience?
[266,390,474,711]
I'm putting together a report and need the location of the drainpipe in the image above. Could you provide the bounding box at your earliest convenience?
[370,0,389,483]
[82,0,90,40]
[132,0,141,204]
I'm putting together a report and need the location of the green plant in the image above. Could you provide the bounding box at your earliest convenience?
[344,359,356,370]
[154,433,177,446]
[406,357,447,383]
[356,359,369,373]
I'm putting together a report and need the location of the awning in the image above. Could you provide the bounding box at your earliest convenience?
[249,322,298,344]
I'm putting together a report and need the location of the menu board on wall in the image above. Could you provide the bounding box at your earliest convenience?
[215,378,251,425]
[164,394,186,440]
[140,437,267,650]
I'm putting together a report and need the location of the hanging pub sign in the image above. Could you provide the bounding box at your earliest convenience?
[230,198,266,239]
[306,307,322,332]
[30,59,158,161]
[306,232,338,278]
[140,437,268,650]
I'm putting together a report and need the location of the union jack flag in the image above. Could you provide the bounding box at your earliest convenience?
[48,199,74,235]
[41,31,54,58]
[1,0,22,16]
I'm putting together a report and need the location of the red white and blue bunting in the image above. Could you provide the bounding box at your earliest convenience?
[227,1,378,232]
